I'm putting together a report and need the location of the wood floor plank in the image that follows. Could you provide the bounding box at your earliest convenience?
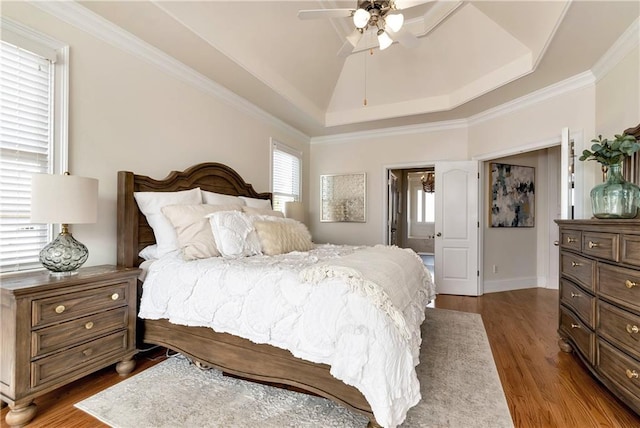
[3,288,640,427]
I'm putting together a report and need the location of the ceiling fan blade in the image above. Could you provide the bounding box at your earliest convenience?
[394,0,436,9]
[297,9,353,20]
[393,27,420,48]
[337,40,355,57]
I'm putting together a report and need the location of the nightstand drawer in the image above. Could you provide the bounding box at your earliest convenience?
[31,307,128,358]
[560,306,595,364]
[622,234,640,267]
[598,301,640,361]
[560,229,581,251]
[560,279,595,329]
[598,340,640,411]
[31,330,128,389]
[598,263,640,313]
[583,232,619,262]
[561,252,595,291]
[32,283,128,327]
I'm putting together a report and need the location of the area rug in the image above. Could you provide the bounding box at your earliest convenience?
[75,308,513,427]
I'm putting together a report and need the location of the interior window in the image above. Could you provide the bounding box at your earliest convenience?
[271,139,302,212]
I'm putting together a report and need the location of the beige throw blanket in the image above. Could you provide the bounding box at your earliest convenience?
[300,245,430,340]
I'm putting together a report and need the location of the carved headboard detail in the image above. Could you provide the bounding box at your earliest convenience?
[623,123,640,185]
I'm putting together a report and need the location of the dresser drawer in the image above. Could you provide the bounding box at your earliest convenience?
[599,301,640,361]
[561,252,595,291]
[598,263,640,313]
[32,283,129,327]
[597,340,640,411]
[30,330,128,389]
[582,232,619,262]
[31,307,128,358]
[560,229,581,251]
[622,234,640,267]
[560,306,595,364]
[560,279,595,328]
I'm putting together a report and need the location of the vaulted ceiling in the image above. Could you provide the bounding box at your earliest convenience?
[77,1,639,137]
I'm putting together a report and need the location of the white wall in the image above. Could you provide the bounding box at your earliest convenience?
[3,2,310,267]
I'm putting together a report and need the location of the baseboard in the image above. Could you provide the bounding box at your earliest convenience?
[483,276,539,294]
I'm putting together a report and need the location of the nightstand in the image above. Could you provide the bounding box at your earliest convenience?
[1,265,140,427]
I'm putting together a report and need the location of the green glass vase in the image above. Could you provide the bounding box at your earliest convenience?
[590,163,640,219]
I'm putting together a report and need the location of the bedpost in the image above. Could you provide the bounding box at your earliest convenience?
[117,170,139,267]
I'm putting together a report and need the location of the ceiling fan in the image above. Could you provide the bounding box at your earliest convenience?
[298,0,430,53]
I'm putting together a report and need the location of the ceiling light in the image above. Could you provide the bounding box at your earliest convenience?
[346,28,364,47]
[353,8,371,29]
[377,30,393,50]
[386,13,404,33]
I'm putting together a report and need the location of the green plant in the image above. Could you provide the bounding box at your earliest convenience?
[579,133,640,166]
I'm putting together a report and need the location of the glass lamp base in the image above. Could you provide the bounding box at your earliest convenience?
[39,232,89,274]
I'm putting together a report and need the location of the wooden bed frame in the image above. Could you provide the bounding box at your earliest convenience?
[117,162,379,427]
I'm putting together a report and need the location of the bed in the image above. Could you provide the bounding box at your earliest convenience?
[117,162,433,428]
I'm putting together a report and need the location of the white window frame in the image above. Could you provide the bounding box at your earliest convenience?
[270,138,302,213]
[1,18,69,273]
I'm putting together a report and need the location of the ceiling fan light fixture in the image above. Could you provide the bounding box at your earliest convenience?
[377,29,393,50]
[386,13,404,33]
[353,8,371,28]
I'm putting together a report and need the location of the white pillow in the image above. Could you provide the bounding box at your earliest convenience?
[207,211,262,258]
[242,206,284,218]
[162,204,242,260]
[253,218,314,256]
[133,188,202,257]
[202,190,245,206]
[239,196,272,209]
[138,244,158,261]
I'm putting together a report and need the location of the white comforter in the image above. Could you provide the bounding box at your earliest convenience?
[139,244,435,427]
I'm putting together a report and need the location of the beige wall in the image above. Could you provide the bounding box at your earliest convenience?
[3,2,309,267]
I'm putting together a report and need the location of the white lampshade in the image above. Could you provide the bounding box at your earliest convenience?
[31,173,99,224]
[378,31,393,50]
[353,8,370,29]
[284,201,305,224]
[386,13,404,33]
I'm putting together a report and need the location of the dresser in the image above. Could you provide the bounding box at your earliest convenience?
[1,265,140,427]
[556,219,640,414]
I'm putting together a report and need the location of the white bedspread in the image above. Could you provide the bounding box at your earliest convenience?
[139,244,435,427]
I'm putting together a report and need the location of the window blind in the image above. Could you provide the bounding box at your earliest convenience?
[272,141,302,212]
[0,40,52,272]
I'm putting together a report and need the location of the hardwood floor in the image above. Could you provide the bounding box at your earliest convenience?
[2,288,640,427]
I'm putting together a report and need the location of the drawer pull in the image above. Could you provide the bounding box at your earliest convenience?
[85,321,94,330]
[82,348,94,357]
[567,237,577,243]
[588,241,599,249]
[626,369,639,379]
[570,292,581,298]
[111,293,119,300]
[626,324,639,334]
[570,323,580,329]
[625,280,637,289]
[55,305,65,314]
[571,261,582,267]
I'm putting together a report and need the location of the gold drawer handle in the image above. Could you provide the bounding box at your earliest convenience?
[571,261,582,267]
[55,305,65,314]
[111,293,119,300]
[588,241,599,249]
[626,369,639,379]
[570,323,580,329]
[85,321,94,330]
[570,292,581,298]
[82,348,93,357]
[567,237,577,243]
[626,324,639,334]
[626,280,637,289]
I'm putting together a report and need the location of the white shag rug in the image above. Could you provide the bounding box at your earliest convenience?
[75,308,513,428]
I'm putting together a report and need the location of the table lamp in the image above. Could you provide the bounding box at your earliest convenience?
[284,201,305,224]
[30,172,99,276]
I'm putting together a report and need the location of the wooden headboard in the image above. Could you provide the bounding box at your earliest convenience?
[117,162,271,267]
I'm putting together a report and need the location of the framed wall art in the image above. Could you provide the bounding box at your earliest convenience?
[490,163,535,227]
[320,173,366,222]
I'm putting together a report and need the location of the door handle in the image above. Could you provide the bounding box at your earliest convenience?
[436,232,442,237]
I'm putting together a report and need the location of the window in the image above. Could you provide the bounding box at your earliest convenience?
[0,19,68,273]
[271,139,302,213]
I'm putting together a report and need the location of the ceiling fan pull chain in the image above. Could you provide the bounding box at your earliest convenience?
[363,49,370,106]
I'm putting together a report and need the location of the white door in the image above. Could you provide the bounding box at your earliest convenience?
[434,161,479,295]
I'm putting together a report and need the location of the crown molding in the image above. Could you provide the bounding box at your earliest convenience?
[30,1,310,142]
[591,16,639,82]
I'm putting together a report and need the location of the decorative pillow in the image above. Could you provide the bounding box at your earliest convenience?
[133,188,202,257]
[207,211,262,258]
[202,190,245,206]
[161,204,242,260]
[253,218,314,256]
[242,206,284,218]
[239,196,272,209]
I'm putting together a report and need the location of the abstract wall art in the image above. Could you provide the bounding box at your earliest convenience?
[490,163,535,227]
